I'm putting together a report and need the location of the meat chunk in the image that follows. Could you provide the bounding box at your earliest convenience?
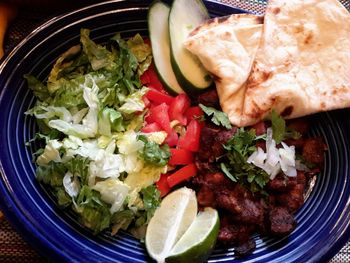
[287,118,310,135]
[284,138,305,149]
[276,184,305,212]
[267,174,293,192]
[218,217,256,246]
[195,158,217,174]
[197,89,219,108]
[251,121,267,136]
[302,137,327,166]
[197,185,216,207]
[197,125,220,161]
[216,127,237,144]
[234,199,265,225]
[198,125,236,162]
[269,207,296,236]
[215,185,264,226]
[235,238,256,258]
[267,171,305,192]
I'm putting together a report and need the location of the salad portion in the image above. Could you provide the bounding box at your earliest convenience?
[26,29,174,236]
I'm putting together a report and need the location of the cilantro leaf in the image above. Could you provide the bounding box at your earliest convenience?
[270,110,302,143]
[221,128,270,194]
[138,135,170,166]
[111,210,135,235]
[140,185,161,223]
[75,186,111,234]
[271,110,286,144]
[220,163,237,182]
[199,104,232,130]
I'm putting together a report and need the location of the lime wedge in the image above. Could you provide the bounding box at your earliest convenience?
[145,187,197,263]
[165,207,220,263]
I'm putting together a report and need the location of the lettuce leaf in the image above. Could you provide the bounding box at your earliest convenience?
[74,185,111,234]
[92,178,130,214]
[80,29,117,71]
[126,34,152,75]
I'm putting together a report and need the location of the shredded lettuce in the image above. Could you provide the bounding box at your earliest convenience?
[26,29,157,236]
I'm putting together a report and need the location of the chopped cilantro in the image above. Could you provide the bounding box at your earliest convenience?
[138,135,170,166]
[141,185,161,223]
[199,104,232,130]
[220,163,237,182]
[271,110,286,144]
[220,128,270,194]
[270,110,301,143]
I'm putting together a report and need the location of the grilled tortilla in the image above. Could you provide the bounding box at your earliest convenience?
[240,0,350,126]
[185,0,350,127]
[184,14,263,126]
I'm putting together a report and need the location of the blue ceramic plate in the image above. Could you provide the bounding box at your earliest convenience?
[0,1,349,262]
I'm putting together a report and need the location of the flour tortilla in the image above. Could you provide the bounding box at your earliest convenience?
[184,14,263,125]
[241,0,350,126]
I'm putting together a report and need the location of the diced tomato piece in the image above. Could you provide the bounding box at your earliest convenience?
[140,63,164,91]
[169,93,191,125]
[169,148,194,166]
[148,67,163,91]
[165,130,178,147]
[141,122,162,133]
[140,70,151,85]
[156,174,171,197]
[167,163,198,188]
[185,106,204,121]
[150,103,172,133]
[145,88,175,105]
[144,113,155,124]
[178,119,201,152]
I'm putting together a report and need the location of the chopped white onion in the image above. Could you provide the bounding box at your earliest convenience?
[247,128,297,179]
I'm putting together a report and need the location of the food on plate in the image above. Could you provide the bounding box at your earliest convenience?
[145,187,219,263]
[168,0,213,94]
[192,104,326,255]
[148,1,184,95]
[25,29,166,235]
[24,0,331,260]
[184,14,263,126]
[185,0,350,127]
[145,187,198,263]
[165,207,219,263]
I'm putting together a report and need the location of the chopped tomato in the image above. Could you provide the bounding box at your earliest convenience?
[150,103,172,133]
[169,148,194,166]
[145,88,174,105]
[141,122,162,133]
[169,93,191,125]
[144,113,155,124]
[140,63,164,91]
[185,106,204,121]
[178,119,201,152]
[165,130,178,147]
[167,163,198,188]
[156,174,171,197]
[140,70,151,85]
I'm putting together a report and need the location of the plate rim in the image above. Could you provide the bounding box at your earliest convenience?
[0,1,349,262]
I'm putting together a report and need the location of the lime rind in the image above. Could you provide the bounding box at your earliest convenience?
[166,207,220,263]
